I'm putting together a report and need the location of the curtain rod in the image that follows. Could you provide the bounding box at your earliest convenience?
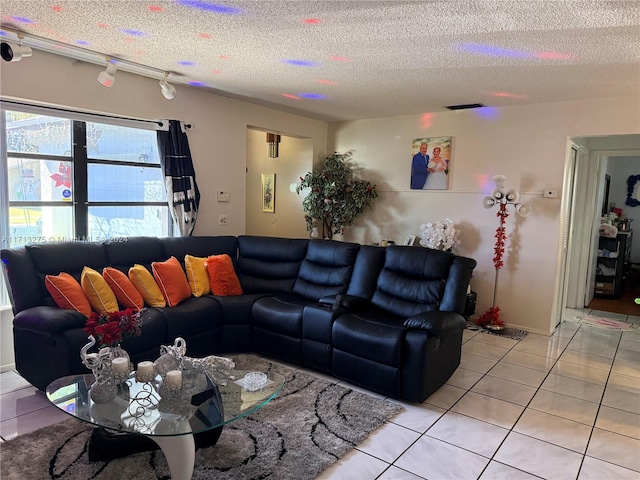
[0,98,191,129]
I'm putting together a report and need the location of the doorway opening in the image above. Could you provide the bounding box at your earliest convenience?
[559,134,640,325]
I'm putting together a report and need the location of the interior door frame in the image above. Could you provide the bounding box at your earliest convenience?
[554,145,640,328]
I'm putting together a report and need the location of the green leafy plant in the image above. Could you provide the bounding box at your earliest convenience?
[296,151,378,239]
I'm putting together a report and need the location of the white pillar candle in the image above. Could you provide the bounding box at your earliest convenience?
[136,361,154,382]
[166,369,182,390]
[112,357,129,376]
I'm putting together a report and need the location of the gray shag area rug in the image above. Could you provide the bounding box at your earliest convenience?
[0,354,401,480]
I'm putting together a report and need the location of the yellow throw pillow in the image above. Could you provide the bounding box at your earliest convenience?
[184,254,211,297]
[81,266,119,314]
[44,272,92,318]
[152,256,192,307]
[128,264,166,308]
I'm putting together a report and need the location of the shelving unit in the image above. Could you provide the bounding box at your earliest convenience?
[595,230,633,298]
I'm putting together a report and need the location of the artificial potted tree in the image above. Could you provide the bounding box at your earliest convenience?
[296,151,378,239]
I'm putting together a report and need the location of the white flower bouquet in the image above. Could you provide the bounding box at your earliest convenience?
[419,218,460,252]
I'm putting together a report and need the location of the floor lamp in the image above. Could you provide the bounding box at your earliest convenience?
[477,175,531,329]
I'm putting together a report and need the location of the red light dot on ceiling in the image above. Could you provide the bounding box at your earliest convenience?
[536,51,574,60]
[212,69,222,74]
[420,113,434,129]
[148,5,163,12]
[97,22,108,28]
[199,33,212,39]
[218,54,232,60]
[134,50,146,56]
[492,91,526,99]
[52,6,63,12]
[328,55,351,62]
[303,18,321,25]
[317,79,338,86]
[282,93,299,100]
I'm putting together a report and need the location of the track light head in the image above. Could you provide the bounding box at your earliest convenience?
[1,40,32,62]
[97,62,117,87]
[159,75,177,100]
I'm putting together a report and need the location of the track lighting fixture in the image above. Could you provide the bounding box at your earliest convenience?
[1,34,32,62]
[159,73,177,100]
[97,62,117,88]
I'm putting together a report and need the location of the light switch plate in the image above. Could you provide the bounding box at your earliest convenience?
[217,191,230,202]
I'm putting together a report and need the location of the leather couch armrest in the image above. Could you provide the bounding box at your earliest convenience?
[403,311,466,337]
[13,306,87,335]
[318,294,369,311]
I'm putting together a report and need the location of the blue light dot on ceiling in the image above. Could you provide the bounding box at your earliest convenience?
[188,81,207,87]
[120,28,147,37]
[10,16,35,23]
[178,60,196,66]
[458,42,533,59]
[474,107,500,119]
[0,31,10,36]
[176,0,242,14]
[299,93,326,100]
[75,40,90,46]
[282,59,318,67]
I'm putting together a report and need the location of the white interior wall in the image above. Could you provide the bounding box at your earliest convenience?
[0,307,14,372]
[329,97,640,334]
[2,50,640,336]
[245,129,313,238]
[0,50,329,237]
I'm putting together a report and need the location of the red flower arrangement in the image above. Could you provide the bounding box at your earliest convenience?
[477,203,508,328]
[492,204,508,270]
[83,308,142,348]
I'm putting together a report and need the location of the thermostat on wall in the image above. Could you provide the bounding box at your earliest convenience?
[217,191,230,202]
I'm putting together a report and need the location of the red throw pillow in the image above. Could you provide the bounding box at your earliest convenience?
[204,254,243,296]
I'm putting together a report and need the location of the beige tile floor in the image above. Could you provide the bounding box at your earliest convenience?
[1,308,639,479]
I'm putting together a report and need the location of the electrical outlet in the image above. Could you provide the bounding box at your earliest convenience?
[543,189,558,198]
[217,190,230,202]
[218,214,228,226]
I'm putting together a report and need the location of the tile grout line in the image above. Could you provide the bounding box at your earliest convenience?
[469,324,581,479]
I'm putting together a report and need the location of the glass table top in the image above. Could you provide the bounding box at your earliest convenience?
[46,369,285,437]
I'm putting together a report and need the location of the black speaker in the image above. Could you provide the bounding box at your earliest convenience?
[464,291,477,319]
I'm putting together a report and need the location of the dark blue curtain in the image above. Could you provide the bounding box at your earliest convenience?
[157,120,200,236]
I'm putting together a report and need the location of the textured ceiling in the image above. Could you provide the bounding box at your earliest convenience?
[1,1,639,121]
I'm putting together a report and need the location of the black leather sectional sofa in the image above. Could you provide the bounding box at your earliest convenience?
[1,235,476,403]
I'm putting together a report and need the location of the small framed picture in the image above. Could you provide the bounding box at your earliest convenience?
[261,173,275,213]
[403,235,416,246]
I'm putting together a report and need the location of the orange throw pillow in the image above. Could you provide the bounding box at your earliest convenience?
[151,256,192,307]
[103,267,145,311]
[128,264,166,308]
[45,272,92,318]
[205,254,243,296]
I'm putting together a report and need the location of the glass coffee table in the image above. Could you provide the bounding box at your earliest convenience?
[47,368,285,480]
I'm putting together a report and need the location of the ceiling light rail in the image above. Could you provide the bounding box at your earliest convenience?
[0,98,191,131]
[0,27,178,100]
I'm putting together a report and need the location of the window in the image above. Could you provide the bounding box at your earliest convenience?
[1,109,172,249]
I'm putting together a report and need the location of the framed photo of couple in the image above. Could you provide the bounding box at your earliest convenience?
[410,136,452,190]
